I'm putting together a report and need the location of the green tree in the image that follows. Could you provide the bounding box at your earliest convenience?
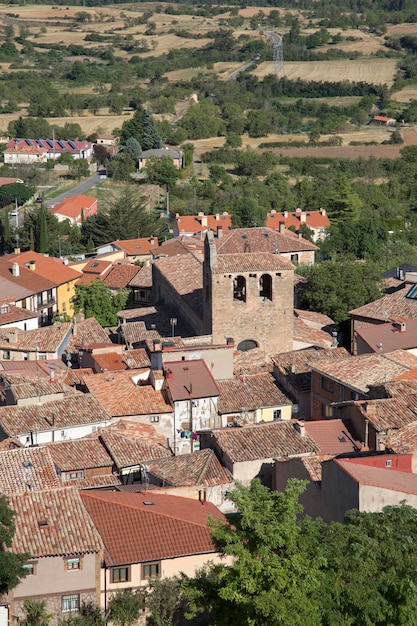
[146,577,181,626]
[181,479,324,626]
[39,203,48,254]
[107,589,144,626]
[119,107,160,150]
[320,175,364,223]
[125,137,142,160]
[20,599,52,626]
[0,494,29,595]
[145,155,181,191]
[299,259,383,324]
[69,159,90,181]
[0,183,34,208]
[72,280,129,327]
[107,153,136,182]
[58,601,105,626]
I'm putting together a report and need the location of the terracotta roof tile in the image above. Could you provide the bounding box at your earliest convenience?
[0,447,60,493]
[123,349,151,369]
[0,302,38,325]
[266,209,330,232]
[303,419,360,454]
[335,458,417,495]
[99,430,170,469]
[0,322,72,354]
[129,264,153,288]
[153,254,203,318]
[92,352,129,372]
[215,227,317,254]
[165,360,219,402]
[50,195,97,219]
[175,213,232,235]
[350,395,417,432]
[146,448,232,487]
[218,373,291,414]
[386,421,417,454]
[209,420,319,462]
[44,438,113,471]
[293,316,333,348]
[273,346,350,392]
[152,236,205,258]
[66,317,112,353]
[350,282,416,321]
[119,321,160,347]
[113,237,159,256]
[10,488,103,557]
[103,265,141,289]
[9,251,81,286]
[64,474,122,489]
[81,491,225,565]
[214,252,293,273]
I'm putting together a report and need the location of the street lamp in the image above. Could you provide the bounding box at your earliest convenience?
[170,318,177,338]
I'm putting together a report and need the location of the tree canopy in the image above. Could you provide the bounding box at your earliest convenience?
[181,479,417,626]
[0,494,29,595]
[71,280,129,327]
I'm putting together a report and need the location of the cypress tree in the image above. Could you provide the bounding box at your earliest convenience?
[39,204,48,253]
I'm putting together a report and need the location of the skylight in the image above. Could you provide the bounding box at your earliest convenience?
[406,284,417,300]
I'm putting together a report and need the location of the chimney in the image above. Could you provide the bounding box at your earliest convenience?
[296,207,302,214]
[153,339,162,352]
[215,213,220,221]
[217,226,223,239]
[283,211,288,218]
[200,214,208,227]
[298,232,303,239]
[244,241,250,253]
[320,208,326,216]
[166,368,173,381]
[279,221,285,233]
[29,261,36,271]
[14,248,20,255]
[294,421,306,437]
[74,312,85,324]
[300,213,307,223]
[393,320,406,332]
[226,337,234,346]
[270,209,276,215]
[149,236,155,245]
[12,262,19,277]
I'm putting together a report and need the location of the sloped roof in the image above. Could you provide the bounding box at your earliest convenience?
[0,393,112,436]
[349,282,416,321]
[112,237,159,256]
[0,258,56,300]
[175,213,232,235]
[45,438,113,471]
[165,360,219,402]
[303,419,360,454]
[153,254,203,318]
[129,263,153,288]
[66,316,112,354]
[49,194,97,219]
[386,421,417,454]
[146,448,232,487]
[214,252,293,273]
[99,430,170,469]
[350,394,417,432]
[10,487,103,558]
[83,371,173,417]
[152,236,205,258]
[8,251,81,286]
[81,490,224,566]
[0,302,38,325]
[210,420,319,463]
[273,346,350,392]
[215,227,318,254]
[123,349,151,369]
[266,209,330,231]
[335,458,417,495]
[293,316,334,348]
[355,319,417,353]
[218,373,291,414]
[0,446,60,493]
[0,322,72,354]
[103,264,141,289]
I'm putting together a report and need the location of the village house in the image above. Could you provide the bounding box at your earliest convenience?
[0,322,73,362]
[199,420,319,487]
[265,208,330,242]
[97,237,159,263]
[80,490,229,608]
[151,338,234,381]
[138,147,183,170]
[173,212,232,238]
[129,263,153,306]
[0,446,61,494]
[0,300,39,332]
[49,194,98,225]
[6,251,81,319]
[354,317,417,354]
[217,372,293,426]
[293,309,338,350]
[9,487,103,625]
[3,138,93,165]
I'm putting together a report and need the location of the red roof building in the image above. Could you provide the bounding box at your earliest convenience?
[49,194,98,225]
[173,212,232,237]
[265,208,330,242]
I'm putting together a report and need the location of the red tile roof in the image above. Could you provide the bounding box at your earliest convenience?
[351,394,417,432]
[265,209,330,231]
[99,430,170,468]
[209,420,319,462]
[175,213,232,235]
[66,316,112,353]
[80,491,225,565]
[303,419,360,454]
[0,447,60,493]
[10,487,103,558]
[45,438,113,471]
[0,322,73,354]
[215,227,318,254]
[218,373,291,414]
[0,302,38,325]
[146,448,232,487]
[215,252,294,273]
[165,360,219,402]
[49,194,97,219]
[355,319,417,353]
[103,264,141,289]
[113,237,159,256]
[8,251,81,286]
[350,282,416,322]
[335,458,417,495]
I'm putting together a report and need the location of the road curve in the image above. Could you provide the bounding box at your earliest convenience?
[46,174,101,208]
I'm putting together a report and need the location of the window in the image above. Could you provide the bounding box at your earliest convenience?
[23,562,37,575]
[62,302,66,312]
[2,351,10,360]
[321,403,333,419]
[150,415,159,423]
[273,409,282,421]
[321,376,335,393]
[290,253,299,263]
[37,294,43,307]
[67,472,83,480]
[233,276,246,302]
[66,557,81,570]
[259,274,272,301]
[111,566,130,583]
[385,459,392,468]
[62,594,80,613]
[39,353,47,360]
[142,562,160,579]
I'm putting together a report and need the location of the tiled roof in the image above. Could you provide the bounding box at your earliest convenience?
[153,254,203,318]
[165,360,219,402]
[300,455,332,482]
[123,349,151,369]
[152,236,205,258]
[175,213,232,235]
[294,309,335,326]
[103,265,141,289]
[0,322,72,354]
[120,321,160,346]
[0,437,23,451]
[273,346,350,392]
[0,258,56,300]
[99,430,170,469]
[44,438,113,471]
[129,264,153,288]
[10,487,103,557]
[311,352,417,394]
[81,491,224,565]
[266,209,330,231]
[0,447,60,493]
[7,378,69,401]
[335,458,417,495]
[350,395,417,432]
[49,195,97,219]
[215,227,318,254]
[303,419,360,454]
[233,347,274,376]
[355,319,417,353]
[0,393,112,436]
[83,371,173,417]
[8,251,81,286]
[0,302,38,325]
[293,315,333,348]
[81,259,112,276]
[210,420,319,462]
[217,373,291,414]
[386,422,417,454]
[214,252,294,273]
[66,317,112,353]
[101,419,170,447]
[113,237,159,256]
[349,282,416,321]
[146,448,232,487]
[92,352,129,372]
[0,359,70,383]
[64,474,122,489]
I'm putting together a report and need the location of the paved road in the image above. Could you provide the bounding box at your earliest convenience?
[263,30,283,46]
[46,173,101,208]
[225,60,257,82]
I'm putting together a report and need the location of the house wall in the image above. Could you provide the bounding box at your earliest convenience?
[310,370,366,420]
[12,418,115,446]
[153,345,234,381]
[273,458,322,519]
[57,280,78,318]
[320,460,359,523]
[146,483,235,513]
[0,318,38,332]
[359,484,417,512]
[279,250,315,266]
[234,458,275,487]
[333,404,378,450]
[173,396,219,433]
[255,404,292,422]
[12,552,100,626]
[4,152,47,165]
[350,316,385,354]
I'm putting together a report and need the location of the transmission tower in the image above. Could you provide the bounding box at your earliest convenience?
[273,34,284,77]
